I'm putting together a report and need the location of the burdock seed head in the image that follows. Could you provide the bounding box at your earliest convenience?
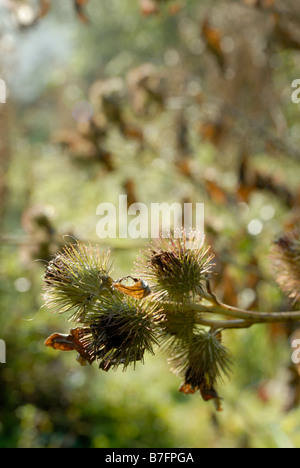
[169,330,232,410]
[135,230,215,303]
[78,293,163,371]
[43,242,114,321]
[271,230,300,306]
[170,331,232,385]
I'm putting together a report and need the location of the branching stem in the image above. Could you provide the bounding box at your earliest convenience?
[159,297,300,332]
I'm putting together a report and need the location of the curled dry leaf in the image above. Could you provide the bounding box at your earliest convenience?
[113,276,152,299]
[45,328,95,365]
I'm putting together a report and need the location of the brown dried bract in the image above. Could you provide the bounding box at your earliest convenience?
[45,328,95,365]
[113,276,151,299]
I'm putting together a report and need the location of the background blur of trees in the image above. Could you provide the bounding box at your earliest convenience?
[1,0,300,448]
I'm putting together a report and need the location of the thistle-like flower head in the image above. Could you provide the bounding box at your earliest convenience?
[135,230,215,303]
[43,242,113,321]
[170,331,232,410]
[78,293,163,371]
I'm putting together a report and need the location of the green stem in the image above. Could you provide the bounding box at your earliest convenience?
[195,317,252,332]
[160,300,300,324]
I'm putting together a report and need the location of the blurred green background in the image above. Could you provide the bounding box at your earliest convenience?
[1,0,300,448]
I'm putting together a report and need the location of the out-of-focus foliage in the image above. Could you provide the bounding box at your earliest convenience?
[1,0,300,448]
